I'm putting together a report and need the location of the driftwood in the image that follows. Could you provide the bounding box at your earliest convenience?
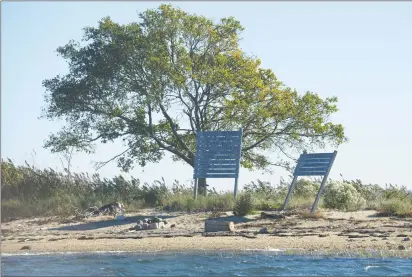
[204,220,235,232]
[261,212,286,220]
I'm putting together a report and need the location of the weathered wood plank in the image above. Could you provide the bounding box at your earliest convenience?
[300,153,335,159]
[299,161,331,167]
[197,148,241,154]
[196,161,238,166]
[295,170,328,176]
[204,220,235,232]
[193,129,243,182]
[196,168,237,174]
[194,173,238,178]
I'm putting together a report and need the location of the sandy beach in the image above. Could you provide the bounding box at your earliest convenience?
[2,209,412,256]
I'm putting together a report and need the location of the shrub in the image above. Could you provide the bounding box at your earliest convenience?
[377,199,412,217]
[292,179,320,198]
[1,199,34,221]
[346,179,384,202]
[162,193,234,212]
[323,181,366,211]
[288,197,319,210]
[254,199,282,211]
[2,158,411,220]
[233,193,254,216]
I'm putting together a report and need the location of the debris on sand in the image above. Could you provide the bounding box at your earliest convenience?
[261,212,286,220]
[130,217,167,231]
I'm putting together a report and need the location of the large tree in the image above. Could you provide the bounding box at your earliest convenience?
[42,4,347,194]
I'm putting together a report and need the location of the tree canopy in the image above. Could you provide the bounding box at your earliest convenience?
[42,4,347,174]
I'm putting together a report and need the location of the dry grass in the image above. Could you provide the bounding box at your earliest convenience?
[375,199,412,218]
[298,210,325,220]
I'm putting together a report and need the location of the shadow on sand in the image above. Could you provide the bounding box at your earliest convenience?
[49,215,177,231]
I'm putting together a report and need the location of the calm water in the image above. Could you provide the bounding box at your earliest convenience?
[2,251,412,276]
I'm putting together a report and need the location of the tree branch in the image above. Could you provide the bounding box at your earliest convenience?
[147,103,193,165]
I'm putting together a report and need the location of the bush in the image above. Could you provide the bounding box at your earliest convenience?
[254,199,282,211]
[2,158,411,220]
[1,199,34,221]
[288,197,319,210]
[233,193,254,216]
[293,179,320,198]
[377,199,412,217]
[162,193,234,212]
[323,181,366,211]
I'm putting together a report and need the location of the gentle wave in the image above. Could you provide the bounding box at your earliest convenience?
[0,248,291,257]
[3,251,412,276]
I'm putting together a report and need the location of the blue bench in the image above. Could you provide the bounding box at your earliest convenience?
[193,129,243,199]
[282,151,338,212]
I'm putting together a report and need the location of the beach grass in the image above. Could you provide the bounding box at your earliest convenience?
[1,159,411,221]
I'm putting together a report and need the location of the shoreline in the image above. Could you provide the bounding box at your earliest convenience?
[3,236,412,258]
[2,209,411,258]
[3,245,412,259]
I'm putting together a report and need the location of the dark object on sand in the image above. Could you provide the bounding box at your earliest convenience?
[93,202,125,216]
[204,220,235,232]
[261,212,286,220]
[20,245,31,250]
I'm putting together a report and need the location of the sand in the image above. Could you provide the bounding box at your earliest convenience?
[2,209,412,256]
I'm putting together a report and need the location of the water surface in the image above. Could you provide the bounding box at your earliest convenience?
[2,251,412,276]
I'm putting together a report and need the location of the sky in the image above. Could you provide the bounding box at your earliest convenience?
[2,1,412,191]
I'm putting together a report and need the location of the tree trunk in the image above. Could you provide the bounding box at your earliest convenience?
[197,178,208,197]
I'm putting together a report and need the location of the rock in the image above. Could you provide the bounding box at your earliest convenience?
[259,227,269,234]
[143,218,150,223]
[135,224,143,230]
[404,222,410,227]
[20,245,31,250]
[137,220,144,225]
[143,223,149,229]
[403,237,410,242]
[396,234,408,237]
[398,245,406,250]
[148,223,157,229]
[147,222,165,229]
[170,224,176,228]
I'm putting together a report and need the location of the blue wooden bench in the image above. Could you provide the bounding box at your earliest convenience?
[193,129,243,199]
[282,150,338,212]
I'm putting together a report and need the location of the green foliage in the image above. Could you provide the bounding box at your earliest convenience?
[162,193,234,212]
[323,181,366,211]
[243,179,280,197]
[233,193,255,216]
[377,199,412,217]
[2,159,410,221]
[41,4,346,175]
[293,179,321,198]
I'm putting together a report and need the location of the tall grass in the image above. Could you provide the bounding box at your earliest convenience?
[1,159,411,221]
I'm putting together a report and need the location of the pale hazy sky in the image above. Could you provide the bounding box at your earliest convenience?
[2,2,412,190]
